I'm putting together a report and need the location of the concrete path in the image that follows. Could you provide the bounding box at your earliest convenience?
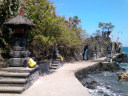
[0,60,101,96]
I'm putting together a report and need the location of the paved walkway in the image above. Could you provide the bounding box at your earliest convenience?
[0,60,103,96]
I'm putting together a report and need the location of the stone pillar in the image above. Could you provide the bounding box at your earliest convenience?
[92,51,99,60]
[112,42,116,54]
[92,45,99,60]
[106,46,112,62]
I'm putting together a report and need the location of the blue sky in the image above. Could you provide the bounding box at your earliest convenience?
[50,0,128,47]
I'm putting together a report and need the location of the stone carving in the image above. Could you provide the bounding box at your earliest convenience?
[9,58,27,67]
[13,38,27,46]
[9,38,31,67]
[13,46,26,51]
[10,51,31,58]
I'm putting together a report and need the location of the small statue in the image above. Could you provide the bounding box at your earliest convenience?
[94,45,97,51]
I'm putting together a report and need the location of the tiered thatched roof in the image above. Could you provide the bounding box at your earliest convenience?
[4,15,35,28]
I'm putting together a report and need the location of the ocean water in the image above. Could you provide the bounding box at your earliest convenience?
[82,72,128,96]
[123,47,128,57]
[82,47,128,96]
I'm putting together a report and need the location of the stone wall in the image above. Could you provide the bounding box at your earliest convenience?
[38,61,52,76]
[25,66,39,90]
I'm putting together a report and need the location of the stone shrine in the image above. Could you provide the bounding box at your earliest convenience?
[0,8,39,93]
[4,8,35,67]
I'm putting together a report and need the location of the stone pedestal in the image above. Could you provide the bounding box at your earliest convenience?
[106,45,112,62]
[9,38,31,67]
[106,50,112,62]
[92,51,99,60]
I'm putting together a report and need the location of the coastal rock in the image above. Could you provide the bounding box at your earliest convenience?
[86,83,96,89]
[75,62,120,80]
[117,72,128,81]
[104,94,110,96]
[113,53,128,63]
[85,82,96,89]
[104,85,111,89]
[84,81,99,90]
[90,81,98,85]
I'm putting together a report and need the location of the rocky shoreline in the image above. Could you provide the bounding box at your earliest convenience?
[75,61,122,96]
[113,53,128,63]
[75,53,128,96]
[75,61,120,80]
[75,53,128,80]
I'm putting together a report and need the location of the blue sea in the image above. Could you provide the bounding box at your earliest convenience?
[123,47,128,57]
[82,47,128,96]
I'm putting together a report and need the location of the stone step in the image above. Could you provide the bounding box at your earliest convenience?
[1,67,37,73]
[2,72,29,78]
[50,69,56,72]
[51,64,58,66]
[50,66,58,69]
[0,83,24,87]
[0,78,27,84]
[0,86,24,93]
[52,61,60,64]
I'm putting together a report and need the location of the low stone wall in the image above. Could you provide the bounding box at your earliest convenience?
[75,61,120,80]
[38,61,52,76]
[25,66,39,90]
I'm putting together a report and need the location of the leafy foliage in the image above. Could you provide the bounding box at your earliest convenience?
[24,0,84,61]
[68,16,81,27]
[98,22,114,31]
[0,0,20,58]
[98,22,115,37]
[0,0,20,25]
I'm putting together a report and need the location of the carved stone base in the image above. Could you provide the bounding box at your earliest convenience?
[9,38,31,67]
[10,51,31,58]
[9,58,28,67]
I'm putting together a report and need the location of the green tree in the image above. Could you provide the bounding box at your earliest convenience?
[24,0,83,60]
[68,16,81,27]
[0,0,20,25]
[0,0,20,57]
[98,22,115,37]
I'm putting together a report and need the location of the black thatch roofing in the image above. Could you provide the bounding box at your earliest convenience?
[4,15,35,28]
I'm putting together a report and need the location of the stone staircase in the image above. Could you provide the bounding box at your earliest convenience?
[0,66,39,93]
[50,59,62,71]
